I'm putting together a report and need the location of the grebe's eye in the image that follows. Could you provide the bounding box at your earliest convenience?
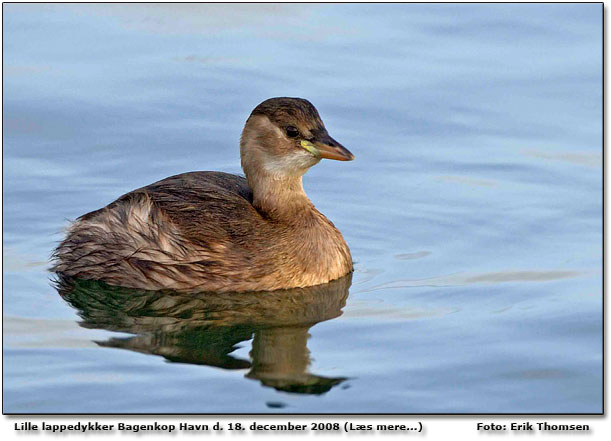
[285,126,299,138]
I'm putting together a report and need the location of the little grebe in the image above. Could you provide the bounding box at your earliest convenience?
[53,97,355,292]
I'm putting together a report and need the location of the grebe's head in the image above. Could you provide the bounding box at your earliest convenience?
[240,97,354,180]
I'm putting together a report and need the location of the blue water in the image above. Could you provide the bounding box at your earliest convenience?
[3,3,602,413]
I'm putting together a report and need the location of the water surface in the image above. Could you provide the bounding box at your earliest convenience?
[3,3,602,413]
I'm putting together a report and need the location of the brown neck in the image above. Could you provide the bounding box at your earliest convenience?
[246,170,314,221]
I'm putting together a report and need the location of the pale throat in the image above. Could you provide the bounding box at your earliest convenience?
[241,152,314,220]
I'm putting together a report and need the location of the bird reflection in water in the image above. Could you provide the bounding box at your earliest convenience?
[55,273,352,395]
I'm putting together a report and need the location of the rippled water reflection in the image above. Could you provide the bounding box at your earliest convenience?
[57,274,352,396]
[3,3,602,413]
